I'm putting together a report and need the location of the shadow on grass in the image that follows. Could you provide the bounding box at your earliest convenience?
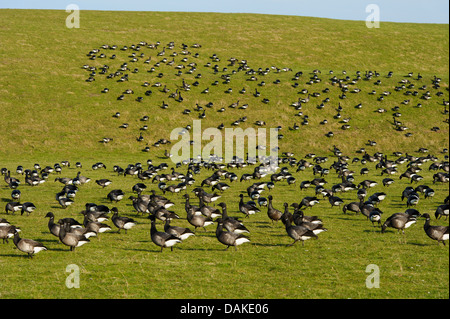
[36,237,60,244]
[0,253,30,258]
[122,246,227,253]
[251,242,289,248]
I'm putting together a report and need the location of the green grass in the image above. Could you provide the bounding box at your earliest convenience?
[0,9,448,299]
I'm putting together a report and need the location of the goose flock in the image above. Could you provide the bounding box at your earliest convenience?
[81,41,449,151]
[1,145,449,258]
[1,41,449,258]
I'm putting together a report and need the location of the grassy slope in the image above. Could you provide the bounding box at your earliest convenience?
[0,10,448,299]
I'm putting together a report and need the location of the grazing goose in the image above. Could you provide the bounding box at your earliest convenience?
[435,204,449,220]
[55,177,73,185]
[369,208,383,227]
[406,193,420,207]
[217,203,249,234]
[422,213,448,245]
[164,219,195,241]
[298,196,320,210]
[382,213,417,235]
[0,225,18,244]
[13,230,47,258]
[132,183,147,194]
[58,197,74,209]
[128,196,150,215]
[75,172,90,185]
[256,196,268,207]
[21,202,36,216]
[281,213,317,246]
[11,189,21,201]
[111,207,137,234]
[5,202,22,215]
[342,199,362,214]
[212,182,230,192]
[95,179,112,188]
[382,178,395,187]
[0,218,11,226]
[239,194,260,218]
[327,194,344,207]
[149,215,181,252]
[107,189,125,203]
[215,218,250,251]
[300,180,311,191]
[58,221,90,251]
[291,203,322,224]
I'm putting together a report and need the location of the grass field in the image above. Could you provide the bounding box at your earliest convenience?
[0,9,448,299]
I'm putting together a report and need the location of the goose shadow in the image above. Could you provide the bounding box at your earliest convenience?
[1,197,11,203]
[251,242,289,248]
[50,205,65,209]
[333,216,359,221]
[0,253,32,258]
[122,247,227,253]
[253,224,274,229]
[36,236,60,244]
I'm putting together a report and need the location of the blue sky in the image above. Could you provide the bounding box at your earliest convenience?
[1,0,449,24]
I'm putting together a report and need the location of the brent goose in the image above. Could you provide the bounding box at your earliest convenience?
[0,224,18,244]
[281,213,317,246]
[342,199,362,214]
[239,194,260,218]
[58,221,90,251]
[149,215,181,252]
[215,218,250,251]
[382,213,417,235]
[298,196,320,210]
[267,195,282,224]
[111,207,137,234]
[435,204,449,220]
[217,203,249,234]
[422,213,448,245]
[164,219,195,241]
[291,203,322,224]
[5,202,22,215]
[21,202,36,216]
[107,189,125,203]
[13,230,47,258]
[95,179,112,188]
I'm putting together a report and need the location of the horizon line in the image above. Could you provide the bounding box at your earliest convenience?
[0,7,448,25]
